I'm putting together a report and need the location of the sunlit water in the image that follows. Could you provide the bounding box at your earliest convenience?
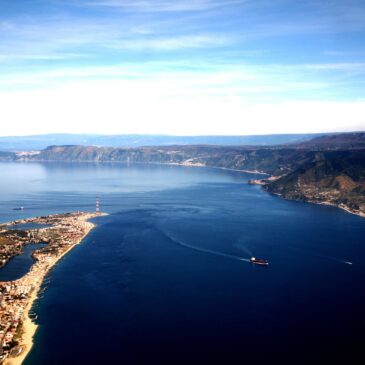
[0,162,364,364]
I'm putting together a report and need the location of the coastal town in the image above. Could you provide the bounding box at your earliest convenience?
[0,212,103,364]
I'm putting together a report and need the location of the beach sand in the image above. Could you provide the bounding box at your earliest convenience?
[5,287,39,365]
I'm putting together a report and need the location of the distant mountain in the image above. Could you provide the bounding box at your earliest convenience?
[0,151,16,161]
[2,132,365,217]
[0,133,325,151]
[20,144,320,175]
[294,132,365,150]
[15,131,364,171]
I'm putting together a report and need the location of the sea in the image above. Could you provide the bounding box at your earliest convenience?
[0,162,364,365]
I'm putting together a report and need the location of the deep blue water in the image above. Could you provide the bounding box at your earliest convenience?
[0,244,47,281]
[0,162,364,364]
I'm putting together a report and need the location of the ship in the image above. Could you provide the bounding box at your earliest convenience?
[250,257,269,266]
[13,206,24,211]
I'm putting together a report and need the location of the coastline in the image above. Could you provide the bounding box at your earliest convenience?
[145,161,269,175]
[315,200,365,218]
[157,161,364,218]
[266,190,365,219]
[5,284,39,365]
[2,212,107,365]
[247,177,365,220]
[8,159,364,219]
[13,159,365,218]
[16,159,270,176]
[206,165,269,175]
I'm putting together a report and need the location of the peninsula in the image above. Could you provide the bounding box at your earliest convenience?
[0,211,105,364]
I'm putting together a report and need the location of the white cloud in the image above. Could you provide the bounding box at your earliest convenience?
[0,78,363,136]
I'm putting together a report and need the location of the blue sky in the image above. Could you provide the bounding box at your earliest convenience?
[0,0,364,136]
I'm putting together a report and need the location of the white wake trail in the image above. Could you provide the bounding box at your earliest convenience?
[166,233,251,263]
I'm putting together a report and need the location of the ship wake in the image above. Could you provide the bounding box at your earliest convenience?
[164,232,251,263]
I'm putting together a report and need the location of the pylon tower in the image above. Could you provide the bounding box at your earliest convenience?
[96,196,100,214]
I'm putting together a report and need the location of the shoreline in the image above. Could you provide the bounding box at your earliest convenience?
[14,159,270,176]
[266,190,365,219]
[315,200,365,218]
[2,212,107,365]
[6,159,364,219]
[5,282,40,365]
[247,177,365,220]
[12,160,364,218]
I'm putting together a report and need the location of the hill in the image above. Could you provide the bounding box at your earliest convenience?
[22,144,322,175]
[2,132,365,217]
[0,133,324,151]
[264,150,365,216]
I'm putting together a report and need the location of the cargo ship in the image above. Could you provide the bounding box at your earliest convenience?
[250,257,269,266]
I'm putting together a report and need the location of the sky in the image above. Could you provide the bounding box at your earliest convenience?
[0,0,365,136]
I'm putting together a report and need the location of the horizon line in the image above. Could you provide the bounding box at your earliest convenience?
[0,130,364,139]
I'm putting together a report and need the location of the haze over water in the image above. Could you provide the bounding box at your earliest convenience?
[0,162,364,364]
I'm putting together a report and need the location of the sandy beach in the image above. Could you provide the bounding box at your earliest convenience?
[4,285,39,365]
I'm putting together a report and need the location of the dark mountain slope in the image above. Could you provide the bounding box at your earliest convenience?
[265,150,365,216]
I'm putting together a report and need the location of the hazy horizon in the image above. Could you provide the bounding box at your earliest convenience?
[0,130,364,139]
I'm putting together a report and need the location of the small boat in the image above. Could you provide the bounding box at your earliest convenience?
[13,207,24,211]
[250,257,269,266]
[29,313,38,320]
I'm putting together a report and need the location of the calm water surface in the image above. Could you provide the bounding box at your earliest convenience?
[0,162,364,364]
[0,244,47,281]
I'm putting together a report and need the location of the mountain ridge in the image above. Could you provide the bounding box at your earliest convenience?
[1,132,364,217]
[0,132,340,151]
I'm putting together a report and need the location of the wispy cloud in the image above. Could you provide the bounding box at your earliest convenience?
[0,52,90,63]
[0,60,358,104]
[85,0,247,12]
[323,51,354,57]
[0,11,238,66]
[302,63,365,71]
[109,34,235,50]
